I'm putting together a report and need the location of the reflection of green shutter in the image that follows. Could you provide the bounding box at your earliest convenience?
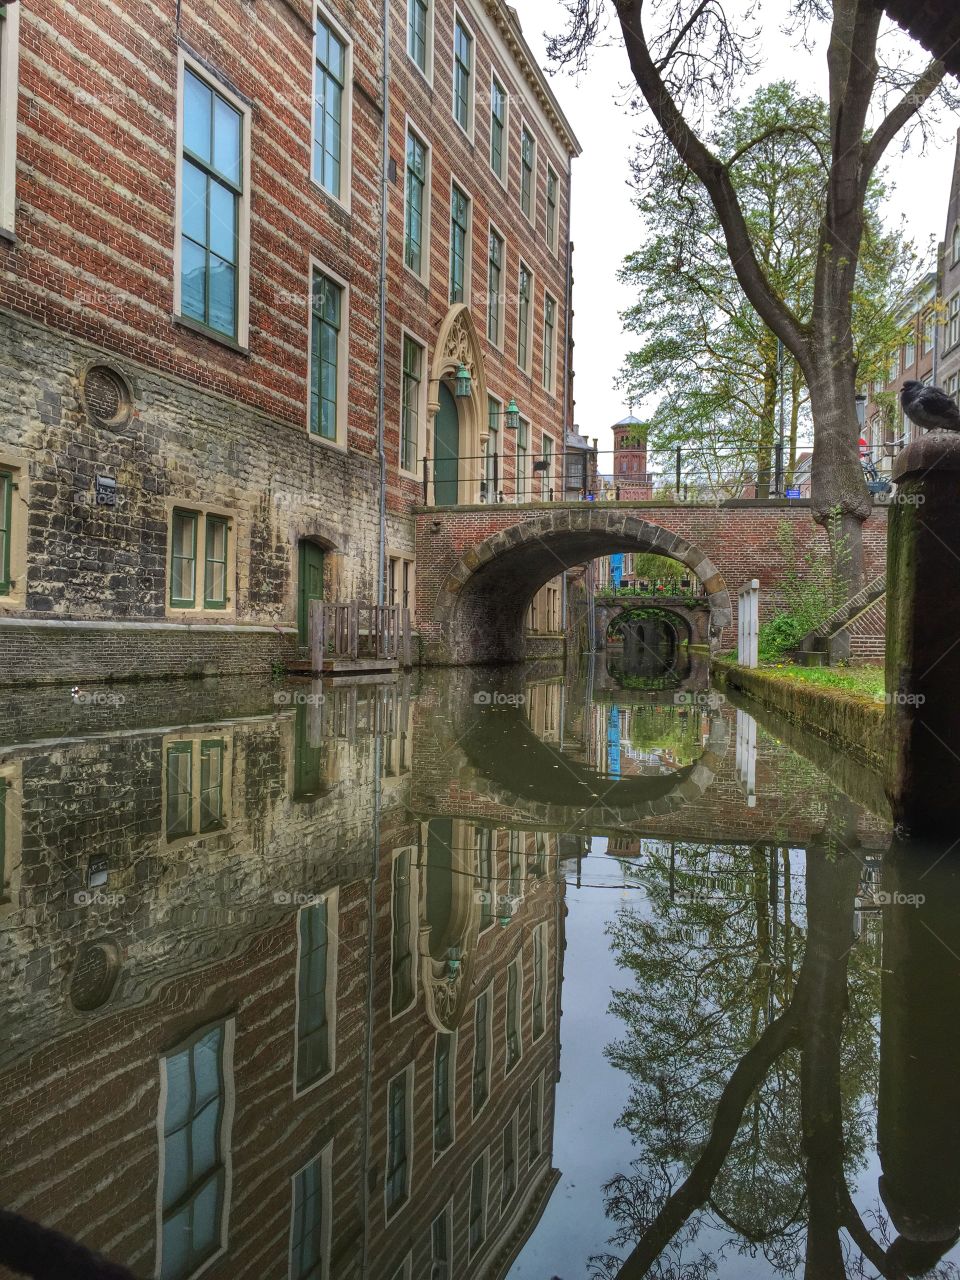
[199,739,225,831]
[293,704,324,799]
[166,742,194,839]
[0,779,7,901]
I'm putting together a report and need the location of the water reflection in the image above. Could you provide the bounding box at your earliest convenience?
[0,662,953,1280]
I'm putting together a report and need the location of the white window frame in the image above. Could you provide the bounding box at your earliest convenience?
[430,1200,454,1279]
[519,118,537,226]
[451,8,476,140]
[384,1062,415,1220]
[389,845,419,1020]
[472,981,493,1118]
[486,220,506,350]
[292,889,339,1097]
[500,1109,519,1213]
[531,921,548,1041]
[542,289,558,393]
[288,1143,333,1280]
[311,1,353,213]
[306,257,350,449]
[399,326,427,475]
[173,51,252,350]
[0,0,20,238]
[448,173,473,306]
[545,162,560,254]
[516,261,533,375]
[504,953,523,1074]
[468,1148,489,1259]
[432,1029,458,1162]
[488,66,509,191]
[403,116,432,286]
[155,1018,236,1280]
[406,0,434,84]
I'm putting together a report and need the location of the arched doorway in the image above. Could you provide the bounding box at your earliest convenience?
[296,539,325,644]
[434,384,460,506]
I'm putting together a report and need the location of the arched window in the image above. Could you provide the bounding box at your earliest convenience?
[953,222,960,267]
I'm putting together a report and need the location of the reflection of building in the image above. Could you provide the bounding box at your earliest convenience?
[0,701,564,1280]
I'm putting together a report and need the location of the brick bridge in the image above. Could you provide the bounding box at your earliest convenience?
[414,501,888,664]
[595,595,712,648]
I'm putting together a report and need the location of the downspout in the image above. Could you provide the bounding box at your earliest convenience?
[375,0,391,606]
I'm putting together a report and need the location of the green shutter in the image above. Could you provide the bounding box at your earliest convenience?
[203,516,228,608]
[170,509,198,607]
[0,470,12,595]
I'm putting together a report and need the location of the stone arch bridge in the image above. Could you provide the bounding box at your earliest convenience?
[414,501,887,665]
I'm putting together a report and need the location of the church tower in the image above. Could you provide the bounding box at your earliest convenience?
[612,412,653,500]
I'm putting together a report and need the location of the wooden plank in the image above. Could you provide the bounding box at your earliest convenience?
[309,599,323,673]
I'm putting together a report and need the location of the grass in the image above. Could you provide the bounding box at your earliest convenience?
[755,661,885,700]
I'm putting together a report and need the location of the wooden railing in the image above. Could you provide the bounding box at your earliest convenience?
[308,601,413,670]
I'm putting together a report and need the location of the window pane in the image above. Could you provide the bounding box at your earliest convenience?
[208,258,237,336]
[212,95,241,186]
[209,182,236,262]
[184,71,212,163]
[182,161,207,245]
[180,238,207,324]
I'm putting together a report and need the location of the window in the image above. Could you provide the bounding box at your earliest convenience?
[433,1033,454,1156]
[501,1114,517,1211]
[540,435,554,502]
[296,896,337,1091]
[543,292,557,392]
[164,735,230,841]
[520,126,535,221]
[517,263,532,371]
[453,16,473,133]
[505,955,521,1071]
[953,222,960,266]
[404,128,428,276]
[388,554,415,612]
[169,508,232,611]
[391,848,416,1016]
[487,228,504,345]
[407,0,429,75]
[449,184,470,304]
[532,923,546,1039]
[922,311,935,355]
[289,1147,332,1280]
[485,396,500,498]
[546,166,559,249]
[516,418,530,502]
[475,826,494,930]
[904,334,916,369]
[472,987,492,1115]
[401,334,423,471]
[0,0,20,237]
[385,1067,412,1216]
[159,1023,231,1280]
[179,63,246,342]
[948,292,960,351]
[490,75,506,181]
[310,269,344,442]
[0,467,11,595]
[468,1150,488,1257]
[431,1204,452,1280]
[889,346,900,380]
[313,14,348,201]
[528,1075,543,1163]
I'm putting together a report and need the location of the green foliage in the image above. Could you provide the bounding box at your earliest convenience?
[756,517,849,660]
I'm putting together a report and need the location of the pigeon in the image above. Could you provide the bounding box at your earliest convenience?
[900,380,960,432]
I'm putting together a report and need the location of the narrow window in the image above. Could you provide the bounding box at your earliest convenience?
[391,849,415,1015]
[532,923,546,1039]
[170,510,198,607]
[407,0,428,73]
[953,223,960,267]
[546,166,558,249]
[475,826,493,930]
[313,16,346,199]
[543,293,556,392]
[310,270,342,440]
[449,184,469,304]
[0,0,21,236]
[385,1069,411,1215]
[516,418,529,503]
[453,18,472,132]
[180,68,242,339]
[490,76,506,180]
[501,1114,517,1210]
[159,1024,229,1280]
[433,1033,454,1155]
[528,1075,543,1162]
[541,435,554,501]
[517,264,531,371]
[485,397,500,495]
[296,898,335,1090]
[198,739,225,831]
[165,736,229,840]
[290,1149,331,1280]
[472,988,490,1114]
[487,229,503,344]
[468,1151,488,1256]
[431,1204,452,1279]
[520,126,534,221]
[0,468,11,595]
[405,129,427,275]
[165,741,194,840]
[203,516,228,609]
[505,956,521,1071]
[401,335,423,471]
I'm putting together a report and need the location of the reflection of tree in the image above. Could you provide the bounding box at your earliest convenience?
[624,709,705,766]
[595,840,882,1278]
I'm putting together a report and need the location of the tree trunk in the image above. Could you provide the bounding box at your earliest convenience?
[807,360,871,598]
[756,351,778,499]
[788,359,801,482]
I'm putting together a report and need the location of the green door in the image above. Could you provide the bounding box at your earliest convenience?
[297,542,325,644]
[434,383,460,505]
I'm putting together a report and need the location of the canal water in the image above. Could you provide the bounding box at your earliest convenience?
[0,643,957,1280]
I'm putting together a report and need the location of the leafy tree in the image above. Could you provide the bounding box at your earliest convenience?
[617,81,920,503]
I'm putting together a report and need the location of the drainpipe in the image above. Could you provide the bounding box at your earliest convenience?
[375,0,391,606]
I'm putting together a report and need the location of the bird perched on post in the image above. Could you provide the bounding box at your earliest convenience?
[900,380,960,432]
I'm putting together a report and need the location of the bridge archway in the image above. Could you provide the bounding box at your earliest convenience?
[432,510,732,664]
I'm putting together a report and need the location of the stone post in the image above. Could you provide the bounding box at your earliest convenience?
[737,579,759,668]
[885,431,960,837]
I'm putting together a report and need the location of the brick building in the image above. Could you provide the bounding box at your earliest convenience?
[0,0,579,684]
[612,411,653,500]
[938,129,960,404]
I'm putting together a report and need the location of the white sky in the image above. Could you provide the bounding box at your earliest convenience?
[516,0,960,460]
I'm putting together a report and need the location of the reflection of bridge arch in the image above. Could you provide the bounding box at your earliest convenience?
[431,511,732,664]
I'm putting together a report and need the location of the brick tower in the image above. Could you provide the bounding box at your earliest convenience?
[612,413,654,499]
